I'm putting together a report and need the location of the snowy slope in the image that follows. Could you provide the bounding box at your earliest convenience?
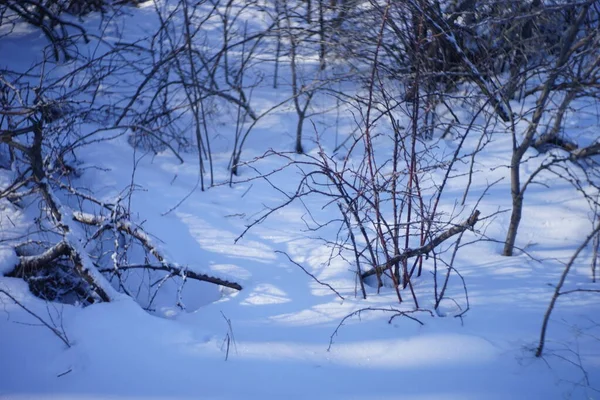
[1,2,599,400]
[1,131,598,400]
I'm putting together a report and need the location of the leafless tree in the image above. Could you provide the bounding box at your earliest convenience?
[502,1,600,256]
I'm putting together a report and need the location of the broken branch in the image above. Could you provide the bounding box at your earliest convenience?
[361,210,480,279]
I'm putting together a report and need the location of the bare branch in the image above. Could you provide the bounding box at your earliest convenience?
[536,221,600,357]
[328,307,432,351]
[275,250,344,300]
[0,288,70,348]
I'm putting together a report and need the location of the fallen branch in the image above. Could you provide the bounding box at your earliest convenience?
[73,212,242,291]
[99,264,242,291]
[11,241,71,277]
[19,121,119,303]
[361,210,480,279]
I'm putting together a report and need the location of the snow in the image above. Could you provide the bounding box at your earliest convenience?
[0,200,28,275]
[1,1,600,399]
[3,125,599,398]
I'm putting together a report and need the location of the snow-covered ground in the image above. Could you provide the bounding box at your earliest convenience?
[1,2,599,399]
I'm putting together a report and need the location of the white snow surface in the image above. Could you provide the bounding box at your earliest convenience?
[1,2,599,400]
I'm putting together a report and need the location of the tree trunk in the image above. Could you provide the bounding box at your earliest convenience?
[502,3,590,256]
[503,149,524,256]
[295,113,304,154]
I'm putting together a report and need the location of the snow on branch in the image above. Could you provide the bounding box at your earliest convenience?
[11,241,71,277]
[97,264,242,291]
[570,142,600,160]
[72,212,242,291]
[38,184,122,303]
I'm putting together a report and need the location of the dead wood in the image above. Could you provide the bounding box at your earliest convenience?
[72,212,242,291]
[361,210,480,279]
